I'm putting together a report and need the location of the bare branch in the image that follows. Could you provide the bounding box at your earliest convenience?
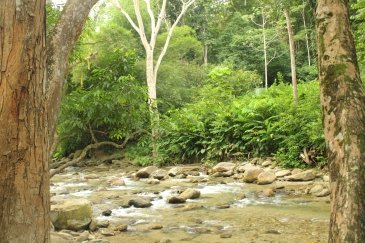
[133,0,150,49]
[150,0,167,48]
[144,0,156,41]
[111,0,141,36]
[154,0,195,78]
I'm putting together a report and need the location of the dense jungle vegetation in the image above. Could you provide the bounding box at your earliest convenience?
[50,0,365,168]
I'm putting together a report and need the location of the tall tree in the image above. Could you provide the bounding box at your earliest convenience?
[47,0,99,152]
[112,0,195,161]
[316,0,365,242]
[284,7,298,106]
[0,1,49,242]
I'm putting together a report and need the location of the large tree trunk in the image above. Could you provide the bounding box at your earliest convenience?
[0,1,50,242]
[47,0,99,151]
[284,8,298,106]
[316,1,365,242]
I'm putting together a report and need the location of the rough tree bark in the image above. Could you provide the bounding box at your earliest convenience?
[284,8,299,106]
[47,0,99,151]
[316,1,365,242]
[0,1,50,242]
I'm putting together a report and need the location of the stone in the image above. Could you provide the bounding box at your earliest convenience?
[109,178,125,186]
[147,224,164,230]
[102,209,112,216]
[212,162,236,173]
[262,188,274,197]
[146,179,160,184]
[76,231,89,242]
[181,204,204,211]
[136,166,158,178]
[243,166,263,183]
[220,233,232,238]
[257,171,276,185]
[323,175,330,182]
[275,170,291,178]
[128,197,152,208]
[51,199,93,231]
[167,195,186,204]
[97,220,110,228]
[151,169,168,180]
[309,184,324,195]
[216,204,230,209]
[285,170,316,181]
[100,229,115,236]
[180,188,201,200]
[113,224,128,232]
[265,229,280,234]
[175,174,187,179]
[50,232,73,243]
[291,168,303,175]
[313,188,330,197]
[168,167,184,177]
[261,160,272,167]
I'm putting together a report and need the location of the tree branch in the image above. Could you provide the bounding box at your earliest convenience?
[50,130,149,177]
[111,0,141,35]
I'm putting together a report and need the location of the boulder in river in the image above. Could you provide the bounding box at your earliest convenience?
[151,169,168,180]
[167,195,186,204]
[257,171,276,185]
[212,162,236,173]
[168,167,185,177]
[284,170,316,181]
[243,166,263,183]
[51,199,93,231]
[180,188,201,200]
[128,197,152,208]
[136,166,158,178]
[275,170,291,178]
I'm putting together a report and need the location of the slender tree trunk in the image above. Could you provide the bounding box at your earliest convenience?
[47,0,99,152]
[0,1,50,242]
[146,51,159,162]
[284,8,298,106]
[204,43,208,66]
[316,1,365,242]
[262,11,268,89]
[302,4,311,67]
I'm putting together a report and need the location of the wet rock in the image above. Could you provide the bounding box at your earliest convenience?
[220,233,232,238]
[262,188,275,197]
[102,209,112,216]
[194,227,211,234]
[175,174,187,179]
[181,204,204,211]
[284,170,316,181]
[323,175,330,182]
[50,232,73,243]
[257,171,276,185]
[51,199,93,231]
[168,167,184,177]
[313,188,330,197]
[243,166,263,183]
[155,239,172,243]
[212,162,236,173]
[100,229,115,236]
[109,178,125,186]
[261,160,272,167]
[147,223,164,230]
[186,171,200,176]
[136,166,158,178]
[216,204,230,209]
[232,173,243,180]
[275,170,291,178]
[180,188,201,200]
[309,184,324,194]
[265,229,280,234]
[291,168,303,175]
[146,178,160,184]
[90,240,110,243]
[167,195,186,204]
[151,169,168,180]
[97,220,110,228]
[113,224,128,232]
[76,231,89,242]
[128,197,152,208]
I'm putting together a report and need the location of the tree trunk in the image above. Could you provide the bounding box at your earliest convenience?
[262,11,268,89]
[204,43,208,66]
[47,0,99,152]
[284,8,298,106]
[146,51,159,163]
[0,1,50,242]
[316,1,365,242]
[302,3,311,67]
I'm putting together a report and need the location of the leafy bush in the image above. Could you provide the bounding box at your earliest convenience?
[160,80,325,167]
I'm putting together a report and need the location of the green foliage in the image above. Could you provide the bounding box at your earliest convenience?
[160,81,325,167]
[58,49,148,156]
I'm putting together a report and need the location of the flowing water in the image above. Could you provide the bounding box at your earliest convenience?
[51,164,329,243]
